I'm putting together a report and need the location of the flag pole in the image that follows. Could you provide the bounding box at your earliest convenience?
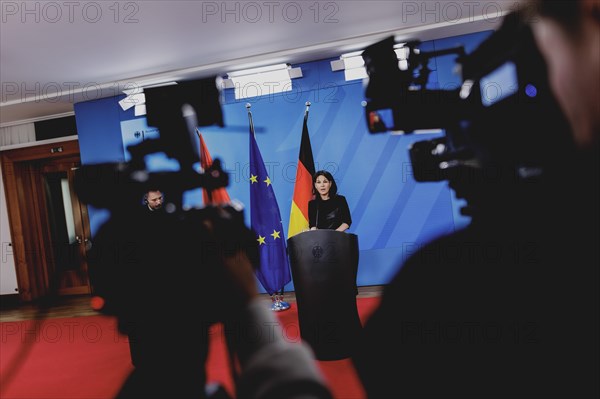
[245,102,253,131]
[246,103,290,312]
[275,104,313,312]
[276,102,312,311]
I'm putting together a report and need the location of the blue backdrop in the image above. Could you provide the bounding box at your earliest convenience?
[74,31,493,293]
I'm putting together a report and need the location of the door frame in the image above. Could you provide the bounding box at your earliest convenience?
[40,157,92,296]
[1,139,89,302]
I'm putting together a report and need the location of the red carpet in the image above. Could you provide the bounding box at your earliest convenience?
[0,297,380,399]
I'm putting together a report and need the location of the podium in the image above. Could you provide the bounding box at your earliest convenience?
[287,230,361,360]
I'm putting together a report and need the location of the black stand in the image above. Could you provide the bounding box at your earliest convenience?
[287,230,361,360]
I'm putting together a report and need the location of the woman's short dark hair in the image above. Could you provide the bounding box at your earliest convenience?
[312,170,338,198]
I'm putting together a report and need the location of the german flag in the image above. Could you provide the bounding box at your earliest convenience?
[287,110,315,238]
[198,130,231,205]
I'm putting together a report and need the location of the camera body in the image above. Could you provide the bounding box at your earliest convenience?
[361,12,574,196]
[86,201,256,327]
[74,77,258,328]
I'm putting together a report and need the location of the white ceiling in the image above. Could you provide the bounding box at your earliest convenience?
[0,0,521,126]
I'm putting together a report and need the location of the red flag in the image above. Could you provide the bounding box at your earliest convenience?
[287,110,316,238]
[198,130,231,205]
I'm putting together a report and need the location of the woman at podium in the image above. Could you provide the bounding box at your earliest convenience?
[308,171,352,232]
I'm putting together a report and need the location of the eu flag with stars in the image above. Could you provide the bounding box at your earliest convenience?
[247,106,291,295]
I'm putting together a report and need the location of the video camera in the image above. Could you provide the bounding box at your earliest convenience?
[361,12,574,188]
[74,77,258,325]
[74,78,227,213]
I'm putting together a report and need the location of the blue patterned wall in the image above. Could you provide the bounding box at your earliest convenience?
[75,31,493,292]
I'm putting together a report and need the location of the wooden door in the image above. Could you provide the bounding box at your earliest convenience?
[40,158,92,295]
[1,140,92,301]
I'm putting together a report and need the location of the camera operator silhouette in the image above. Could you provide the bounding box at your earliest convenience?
[353,2,599,398]
[144,189,164,212]
[118,189,166,370]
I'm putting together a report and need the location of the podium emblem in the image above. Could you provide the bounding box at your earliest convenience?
[312,245,323,259]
